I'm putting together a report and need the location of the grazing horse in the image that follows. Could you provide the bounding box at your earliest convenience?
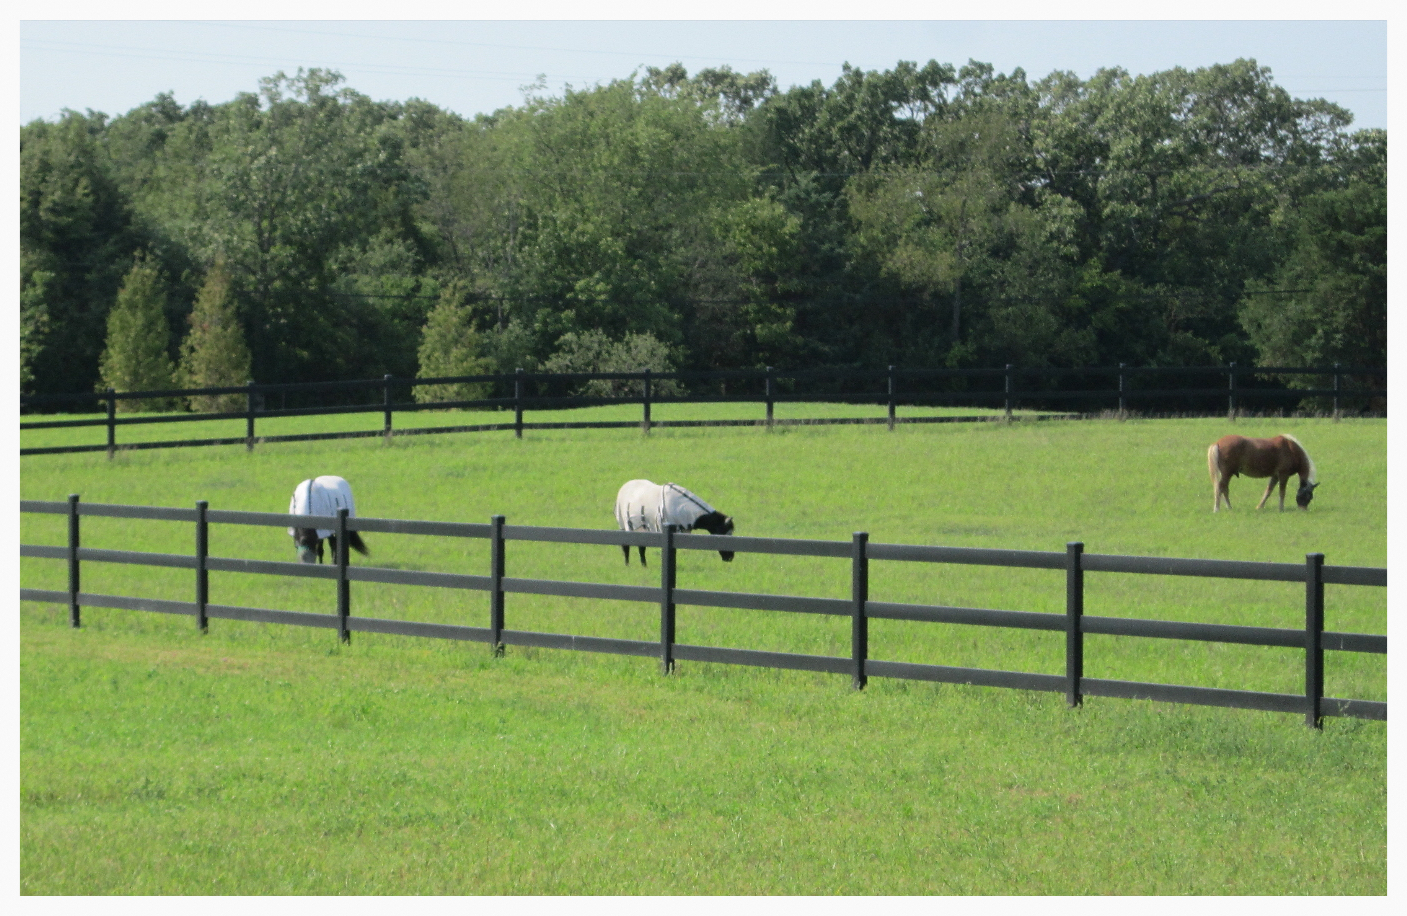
[614,479,735,565]
[288,475,369,563]
[1207,434,1319,513]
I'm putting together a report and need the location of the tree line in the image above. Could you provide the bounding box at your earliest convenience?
[20,59,1386,408]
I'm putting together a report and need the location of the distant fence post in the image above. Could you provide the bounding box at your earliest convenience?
[851,531,869,690]
[195,500,209,634]
[490,515,505,657]
[642,368,652,435]
[765,366,774,429]
[105,389,116,459]
[887,366,896,431]
[1118,363,1127,419]
[660,524,677,674]
[336,508,350,644]
[1228,362,1237,421]
[245,381,256,451]
[1333,363,1342,421]
[1065,541,1084,708]
[1005,365,1014,420]
[383,374,393,443]
[1305,553,1325,729]
[514,368,524,439]
[67,494,80,628]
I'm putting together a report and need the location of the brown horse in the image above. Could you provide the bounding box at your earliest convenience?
[1207,434,1318,513]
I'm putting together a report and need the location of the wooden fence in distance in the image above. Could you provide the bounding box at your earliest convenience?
[19,363,1386,457]
[19,497,1386,728]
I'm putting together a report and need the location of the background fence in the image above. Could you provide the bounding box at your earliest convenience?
[19,497,1387,728]
[19,363,1387,457]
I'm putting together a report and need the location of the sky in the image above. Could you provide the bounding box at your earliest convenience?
[16,10,1391,130]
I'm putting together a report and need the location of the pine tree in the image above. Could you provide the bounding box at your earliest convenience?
[415,282,493,406]
[178,259,252,412]
[97,254,176,412]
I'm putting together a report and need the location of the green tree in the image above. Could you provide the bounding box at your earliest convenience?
[20,262,53,394]
[20,110,146,396]
[177,259,252,412]
[176,69,421,383]
[1239,129,1386,373]
[414,282,494,406]
[541,329,684,397]
[97,254,177,411]
[493,74,756,360]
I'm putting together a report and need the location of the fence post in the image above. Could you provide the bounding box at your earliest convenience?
[887,366,896,431]
[1305,553,1325,729]
[1228,362,1237,421]
[490,515,505,657]
[383,374,393,443]
[642,368,652,435]
[660,524,677,674]
[195,500,209,634]
[1065,541,1084,708]
[514,368,524,439]
[336,508,350,644]
[1333,363,1341,421]
[105,389,117,459]
[851,531,869,690]
[1005,364,1013,420]
[67,494,81,628]
[1118,363,1127,419]
[765,366,774,429]
[246,381,256,451]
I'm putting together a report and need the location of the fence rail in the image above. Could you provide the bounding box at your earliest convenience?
[19,363,1386,457]
[19,497,1386,727]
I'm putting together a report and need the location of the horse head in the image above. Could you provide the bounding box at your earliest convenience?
[292,527,322,564]
[1296,481,1320,509]
[695,511,735,562]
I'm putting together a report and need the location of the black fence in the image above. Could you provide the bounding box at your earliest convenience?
[19,497,1386,728]
[18,363,1386,457]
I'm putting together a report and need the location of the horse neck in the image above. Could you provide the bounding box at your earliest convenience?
[1287,437,1316,482]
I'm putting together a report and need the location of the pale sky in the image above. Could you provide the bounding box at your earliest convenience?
[17,11,1390,130]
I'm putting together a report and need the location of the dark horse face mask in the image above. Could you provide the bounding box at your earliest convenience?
[1296,481,1319,509]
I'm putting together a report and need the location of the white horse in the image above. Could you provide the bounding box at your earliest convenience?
[614,479,735,565]
[288,475,369,564]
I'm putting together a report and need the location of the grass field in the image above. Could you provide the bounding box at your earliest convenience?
[20,411,1387,893]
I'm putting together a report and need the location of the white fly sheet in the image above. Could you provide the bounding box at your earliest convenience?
[288,475,357,539]
[615,479,717,533]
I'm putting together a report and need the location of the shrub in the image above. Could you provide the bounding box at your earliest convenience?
[177,259,252,413]
[415,282,494,407]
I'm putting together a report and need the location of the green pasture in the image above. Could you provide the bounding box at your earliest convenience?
[20,413,1386,893]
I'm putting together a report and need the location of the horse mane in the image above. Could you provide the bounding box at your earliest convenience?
[1282,434,1317,483]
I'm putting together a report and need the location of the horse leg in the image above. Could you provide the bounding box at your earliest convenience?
[1256,478,1276,510]
[639,545,648,567]
[1278,476,1288,511]
[621,544,630,566]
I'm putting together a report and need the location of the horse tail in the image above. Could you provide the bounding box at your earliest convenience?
[347,530,369,556]
[1282,434,1317,483]
[1207,442,1222,488]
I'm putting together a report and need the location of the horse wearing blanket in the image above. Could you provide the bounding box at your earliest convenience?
[288,475,370,563]
[614,479,735,565]
[1207,434,1319,513]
